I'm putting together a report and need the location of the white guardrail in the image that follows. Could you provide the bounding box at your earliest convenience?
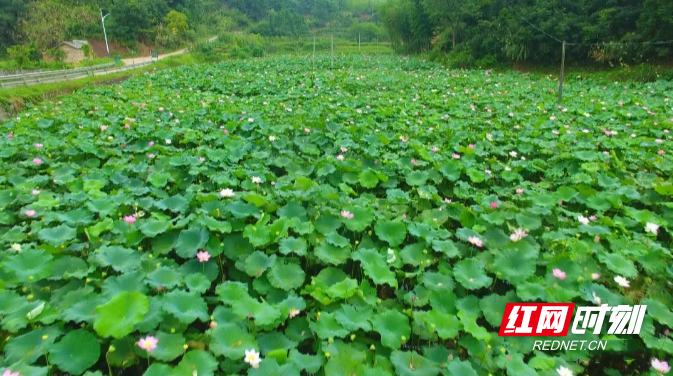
[0,60,156,88]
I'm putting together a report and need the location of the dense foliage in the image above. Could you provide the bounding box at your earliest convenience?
[1,56,673,376]
[381,0,673,66]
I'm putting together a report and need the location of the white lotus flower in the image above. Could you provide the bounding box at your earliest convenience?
[509,151,518,157]
[289,307,300,318]
[251,176,262,184]
[578,216,590,225]
[244,349,261,369]
[557,366,573,376]
[165,139,171,144]
[269,135,276,142]
[10,243,21,252]
[645,222,660,235]
[219,188,235,198]
[614,276,630,288]
[509,228,528,242]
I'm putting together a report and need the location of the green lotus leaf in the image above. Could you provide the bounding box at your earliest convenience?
[458,310,491,342]
[49,330,100,375]
[334,304,373,331]
[243,251,277,277]
[162,290,209,324]
[267,261,305,291]
[38,224,77,247]
[390,350,440,376]
[375,220,407,247]
[598,252,638,278]
[5,325,62,364]
[175,226,209,258]
[143,363,173,376]
[3,249,54,282]
[453,258,492,290]
[352,248,397,287]
[151,331,186,362]
[492,248,537,284]
[279,236,307,256]
[146,267,184,290]
[315,243,351,265]
[185,273,211,294]
[310,312,350,339]
[94,292,149,339]
[343,207,373,232]
[359,169,379,188]
[371,310,410,350]
[96,245,141,273]
[172,350,218,376]
[289,350,324,373]
[422,310,461,339]
[140,218,171,237]
[447,360,478,376]
[406,170,428,186]
[210,323,258,359]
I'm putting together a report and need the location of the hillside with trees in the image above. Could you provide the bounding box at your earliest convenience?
[381,0,673,66]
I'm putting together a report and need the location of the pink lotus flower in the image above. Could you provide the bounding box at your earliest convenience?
[7,133,13,139]
[223,129,229,135]
[124,124,130,129]
[516,188,524,194]
[304,128,311,134]
[444,198,452,204]
[490,202,498,209]
[200,157,205,162]
[431,147,439,152]
[594,236,601,243]
[24,210,36,218]
[552,268,566,280]
[659,150,665,155]
[31,189,40,195]
[147,154,156,159]
[402,214,407,219]
[138,336,158,353]
[452,153,461,159]
[468,236,483,247]
[100,125,108,131]
[411,159,417,165]
[33,158,42,165]
[337,155,344,161]
[158,107,164,111]
[589,215,597,221]
[468,144,475,149]
[591,273,600,280]
[123,215,136,224]
[3,369,20,376]
[652,358,671,374]
[340,147,348,152]
[34,143,43,148]
[197,251,211,263]
[340,210,354,219]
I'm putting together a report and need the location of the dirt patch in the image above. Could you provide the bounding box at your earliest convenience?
[88,39,130,58]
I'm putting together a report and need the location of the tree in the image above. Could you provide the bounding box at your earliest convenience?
[165,10,189,34]
[6,44,30,68]
[0,0,27,55]
[422,0,478,49]
[109,0,169,42]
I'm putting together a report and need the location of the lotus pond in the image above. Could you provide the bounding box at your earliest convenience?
[1,56,673,376]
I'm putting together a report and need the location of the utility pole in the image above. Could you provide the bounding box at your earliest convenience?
[101,9,111,59]
[313,34,316,70]
[558,41,566,105]
[331,35,334,69]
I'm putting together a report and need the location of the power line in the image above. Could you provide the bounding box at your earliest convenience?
[508,5,673,47]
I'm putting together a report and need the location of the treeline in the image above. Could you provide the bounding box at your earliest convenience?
[381,0,673,66]
[0,0,386,58]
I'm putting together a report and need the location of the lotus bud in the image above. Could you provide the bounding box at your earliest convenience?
[109,345,116,353]
[350,334,356,341]
[401,335,407,343]
[324,352,331,358]
[171,328,176,333]
[369,344,376,351]
[328,337,334,344]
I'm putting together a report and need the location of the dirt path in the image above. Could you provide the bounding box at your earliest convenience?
[121,36,218,65]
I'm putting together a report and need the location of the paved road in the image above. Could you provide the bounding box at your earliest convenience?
[121,36,218,65]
